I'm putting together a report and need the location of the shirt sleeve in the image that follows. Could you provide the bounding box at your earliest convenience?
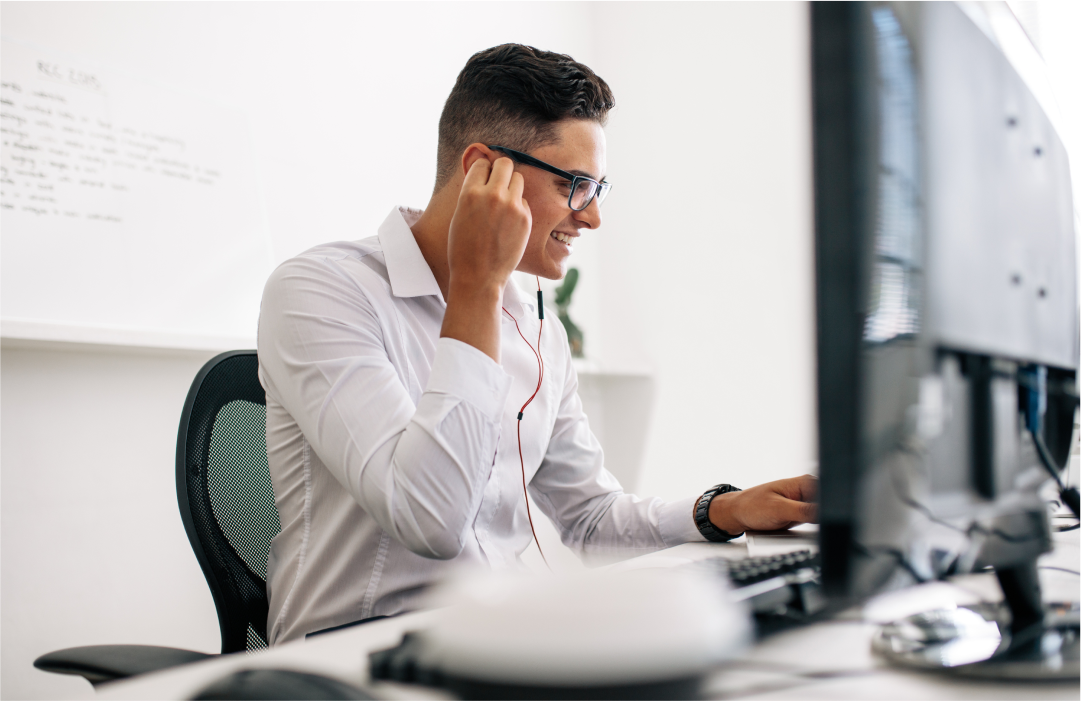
[258,254,512,560]
[526,324,707,566]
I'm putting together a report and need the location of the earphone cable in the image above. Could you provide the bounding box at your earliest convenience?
[502,277,549,569]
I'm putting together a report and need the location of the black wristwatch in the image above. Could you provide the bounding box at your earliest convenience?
[694,484,743,542]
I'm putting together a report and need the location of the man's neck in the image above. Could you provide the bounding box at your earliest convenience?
[410,185,459,302]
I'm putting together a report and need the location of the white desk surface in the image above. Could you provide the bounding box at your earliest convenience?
[97,530,1079,701]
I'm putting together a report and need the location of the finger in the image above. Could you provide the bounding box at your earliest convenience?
[463,157,492,188]
[520,196,532,235]
[776,475,816,502]
[520,196,532,233]
[774,496,817,525]
[769,477,803,501]
[509,171,525,202]
[488,156,515,189]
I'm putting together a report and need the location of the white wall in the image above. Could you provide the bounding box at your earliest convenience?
[0,1,599,263]
[591,2,817,500]
[0,3,817,698]
[1,344,222,700]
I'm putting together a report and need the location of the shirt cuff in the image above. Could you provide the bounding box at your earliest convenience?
[426,337,513,422]
[657,495,708,546]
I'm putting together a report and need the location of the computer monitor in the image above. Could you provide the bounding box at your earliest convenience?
[811,1,1078,678]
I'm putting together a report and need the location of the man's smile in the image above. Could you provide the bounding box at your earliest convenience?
[550,231,576,246]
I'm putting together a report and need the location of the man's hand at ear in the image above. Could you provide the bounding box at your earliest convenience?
[707,475,818,535]
[441,151,532,363]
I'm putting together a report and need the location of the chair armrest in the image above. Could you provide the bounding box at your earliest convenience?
[35,645,215,686]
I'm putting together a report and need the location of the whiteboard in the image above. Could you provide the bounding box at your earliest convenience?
[0,38,270,348]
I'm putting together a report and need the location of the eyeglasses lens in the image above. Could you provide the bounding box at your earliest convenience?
[596,182,611,206]
[570,180,598,211]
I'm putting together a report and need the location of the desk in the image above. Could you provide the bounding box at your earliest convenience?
[96,531,1079,700]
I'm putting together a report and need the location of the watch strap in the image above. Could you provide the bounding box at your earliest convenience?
[694,484,743,542]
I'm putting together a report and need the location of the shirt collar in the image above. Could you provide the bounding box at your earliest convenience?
[376,206,538,316]
[504,275,536,316]
[378,206,442,299]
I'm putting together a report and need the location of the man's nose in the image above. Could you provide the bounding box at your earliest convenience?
[573,196,602,230]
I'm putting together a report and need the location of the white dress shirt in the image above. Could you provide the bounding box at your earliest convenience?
[258,206,704,644]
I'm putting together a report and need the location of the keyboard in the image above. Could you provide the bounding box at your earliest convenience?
[691,549,825,634]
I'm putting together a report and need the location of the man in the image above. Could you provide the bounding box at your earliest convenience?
[258,44,816,645]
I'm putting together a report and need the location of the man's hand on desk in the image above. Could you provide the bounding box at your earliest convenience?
[709,474,818,535]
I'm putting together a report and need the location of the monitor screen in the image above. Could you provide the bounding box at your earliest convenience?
[811,1,1078,608]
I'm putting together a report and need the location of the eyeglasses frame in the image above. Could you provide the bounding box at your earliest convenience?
[488,145,611,212]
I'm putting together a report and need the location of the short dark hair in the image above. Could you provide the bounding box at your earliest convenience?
[434,44,615,191]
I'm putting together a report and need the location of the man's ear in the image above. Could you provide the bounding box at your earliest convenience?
[460,143,497,176]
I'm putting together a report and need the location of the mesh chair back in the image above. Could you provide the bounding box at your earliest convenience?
[177,351,281,654]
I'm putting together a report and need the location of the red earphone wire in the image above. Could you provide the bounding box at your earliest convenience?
[501,277,549,570]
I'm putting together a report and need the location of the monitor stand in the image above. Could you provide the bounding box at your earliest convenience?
[872,558,1079,680]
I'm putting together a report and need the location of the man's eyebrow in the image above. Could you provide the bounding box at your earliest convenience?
[566,168,605,181]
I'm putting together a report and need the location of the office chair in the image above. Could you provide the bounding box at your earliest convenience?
[34,350,282,686]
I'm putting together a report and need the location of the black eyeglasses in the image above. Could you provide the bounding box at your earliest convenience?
[489,145,611,212]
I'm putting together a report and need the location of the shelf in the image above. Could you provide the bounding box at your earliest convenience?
[1,319,254,354]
